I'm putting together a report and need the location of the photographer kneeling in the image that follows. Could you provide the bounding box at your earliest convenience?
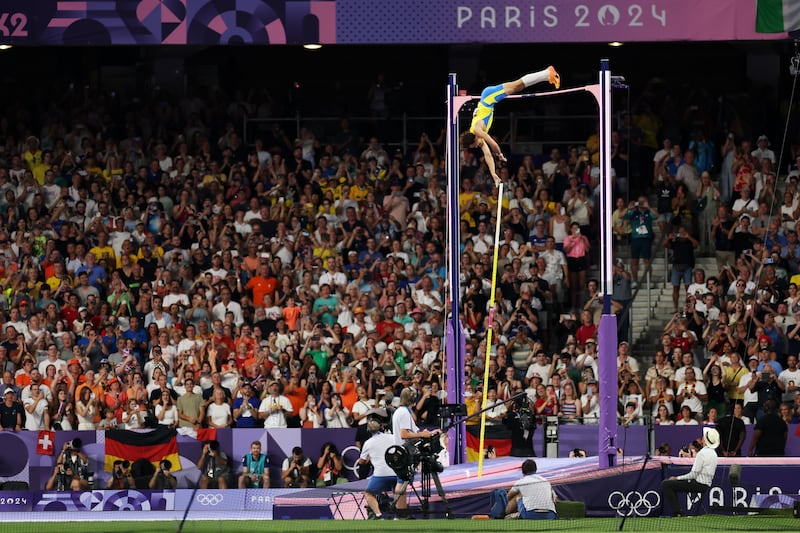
[149,459,177,489]
[46,439,93,491]
[107,460,135,489]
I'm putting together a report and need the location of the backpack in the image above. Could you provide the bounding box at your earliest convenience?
[489,488,508,519]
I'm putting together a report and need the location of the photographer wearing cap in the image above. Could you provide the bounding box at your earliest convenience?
[358,418,395,519]
[149,458,177,490]
[107,459,134,489]
[661,427,719,517]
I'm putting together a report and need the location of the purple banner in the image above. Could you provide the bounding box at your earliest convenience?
[655,424,800,459]
[0,491,32,512]
[558,424,647,457]
[554,466,663,516]
[0,427,360,491]
[32,489,175,511]
[2,0,336,45]
[338,0,784,43]
[0,0,786,46]
[662,461,800,513]
[554,458,800,517]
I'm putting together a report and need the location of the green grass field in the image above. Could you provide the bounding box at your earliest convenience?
[2,515,796,533]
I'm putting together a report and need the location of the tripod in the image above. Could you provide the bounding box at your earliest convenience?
[387,392,530,519]
[392,452,452,519]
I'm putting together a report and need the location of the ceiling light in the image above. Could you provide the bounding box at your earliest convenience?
[303,43,322,51]
[608,42,623,47]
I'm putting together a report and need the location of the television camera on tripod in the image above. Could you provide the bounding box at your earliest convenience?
[381,389,530,519]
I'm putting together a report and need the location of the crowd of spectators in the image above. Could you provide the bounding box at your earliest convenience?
[0,76,797,467]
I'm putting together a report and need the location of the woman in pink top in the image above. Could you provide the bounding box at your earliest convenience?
[563,222,591,309]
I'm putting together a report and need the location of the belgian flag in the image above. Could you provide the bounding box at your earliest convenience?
[466,424,512,461]
[105,427,180,472]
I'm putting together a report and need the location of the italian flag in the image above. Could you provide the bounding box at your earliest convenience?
[756,0,800,33]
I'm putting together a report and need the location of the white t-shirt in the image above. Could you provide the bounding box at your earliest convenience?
[155,404,179,427]
[360,432,396,476]
[325,406,351,428]
[512,474,556,513]
[485,400,508,425]
[206,402,232,427]
[739,372,759,405]
[581,393,599,423]
[732,197,757,217]
[392,405,418,446]
[525,362,552,385]
[23,397,48,430]
[674,366,703,385]
[677,381,707,414]
[778,368,800,401]
[687,282,709,297]
[617,356,640,374]
[351,398,374,426]
[39,358,67,377]
[259,394,293,428]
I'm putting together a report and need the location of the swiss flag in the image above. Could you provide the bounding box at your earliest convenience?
[196,428,217,443]
[37,430,56,455]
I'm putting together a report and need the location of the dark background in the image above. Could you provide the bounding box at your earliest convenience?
[1,40,798,150]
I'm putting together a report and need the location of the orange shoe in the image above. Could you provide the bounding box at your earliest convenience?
[548,66,561,89]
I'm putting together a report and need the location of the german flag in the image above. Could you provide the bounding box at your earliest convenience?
[466,424,512,461]
[105,427,180,472]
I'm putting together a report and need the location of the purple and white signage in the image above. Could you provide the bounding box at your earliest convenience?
[0,0,786,46]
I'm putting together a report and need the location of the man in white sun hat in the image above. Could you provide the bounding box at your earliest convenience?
[660,427,719,517]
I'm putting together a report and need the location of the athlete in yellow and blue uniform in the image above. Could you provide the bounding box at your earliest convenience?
[462,66,560,186]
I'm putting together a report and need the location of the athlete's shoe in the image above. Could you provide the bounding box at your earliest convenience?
[548,66,561,89]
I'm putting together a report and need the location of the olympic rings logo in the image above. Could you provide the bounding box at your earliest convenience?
[341,445,362,472]
[607,490,660,516]
[196,493,224,506]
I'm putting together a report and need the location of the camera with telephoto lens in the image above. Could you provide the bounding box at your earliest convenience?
[512,393,536,431]
[160,459,172,472]
[113,460,131,478]
[386,434,444,482]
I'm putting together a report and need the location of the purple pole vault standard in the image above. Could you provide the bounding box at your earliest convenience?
[446,73,467,464]
[597,59,619,469]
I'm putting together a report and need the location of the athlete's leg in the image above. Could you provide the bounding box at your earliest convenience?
[506,66,560,95]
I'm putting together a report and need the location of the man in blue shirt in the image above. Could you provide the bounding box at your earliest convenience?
[121,315,148,365]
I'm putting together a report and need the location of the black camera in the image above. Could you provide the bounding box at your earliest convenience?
[113,460,130,477]
[160,459,172,472]
[65,438,82,451]
[207,440,220,452]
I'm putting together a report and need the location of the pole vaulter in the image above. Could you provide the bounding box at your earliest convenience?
[445,60,617,471]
